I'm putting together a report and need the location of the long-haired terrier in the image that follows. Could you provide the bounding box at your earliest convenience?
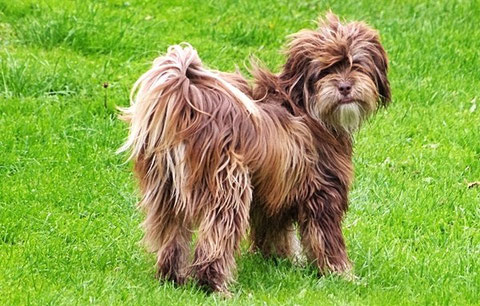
[119,13,390,294]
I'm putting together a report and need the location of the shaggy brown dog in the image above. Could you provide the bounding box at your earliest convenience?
[119,13,390,294]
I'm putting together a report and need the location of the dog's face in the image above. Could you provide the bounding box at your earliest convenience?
[285,13,390,132]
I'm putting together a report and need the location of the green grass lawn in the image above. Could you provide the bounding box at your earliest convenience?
[1,0,479,304]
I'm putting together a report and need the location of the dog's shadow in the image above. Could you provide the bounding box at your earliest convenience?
[152,251,359,299]
[233,252,348,294]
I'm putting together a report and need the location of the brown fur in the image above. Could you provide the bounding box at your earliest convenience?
[119,13,390,294]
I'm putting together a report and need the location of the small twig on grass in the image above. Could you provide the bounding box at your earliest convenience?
[103,82,109,109]
[467,181,480,189]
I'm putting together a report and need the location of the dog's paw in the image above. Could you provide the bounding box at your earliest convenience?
[337,269,358,282]
[214,289,233,299]
[330,265,364,285]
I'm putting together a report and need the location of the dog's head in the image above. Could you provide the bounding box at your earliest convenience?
[282,13,390,133]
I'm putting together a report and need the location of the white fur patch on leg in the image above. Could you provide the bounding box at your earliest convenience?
[290,231,306,266]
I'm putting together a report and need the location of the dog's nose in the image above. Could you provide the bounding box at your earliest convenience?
[338,81,352,96]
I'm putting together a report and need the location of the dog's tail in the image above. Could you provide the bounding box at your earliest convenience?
[117,43,258,160]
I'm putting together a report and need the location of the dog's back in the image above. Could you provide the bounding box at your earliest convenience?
[119,44,317,218]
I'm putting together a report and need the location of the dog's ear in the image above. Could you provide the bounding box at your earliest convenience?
[369,34,391,106]
[351,22,391,106]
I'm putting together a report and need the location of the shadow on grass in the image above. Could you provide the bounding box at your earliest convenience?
[234,252,348,293]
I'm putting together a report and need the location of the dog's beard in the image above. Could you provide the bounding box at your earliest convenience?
[312,75,378,133]
[333,102,365,133]
[312,92,369,133]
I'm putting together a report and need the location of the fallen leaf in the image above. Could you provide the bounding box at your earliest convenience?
[423,177,434,184]
[467,181,480,188]
[423,143,440,149]
[470,97,477,113]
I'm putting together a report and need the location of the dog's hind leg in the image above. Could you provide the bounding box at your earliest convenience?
[141,192,192,285]
[153,215,191,285]
[191,165,252,294]
[250,206,301,261]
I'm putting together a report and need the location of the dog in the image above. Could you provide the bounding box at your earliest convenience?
[118,13,390,294]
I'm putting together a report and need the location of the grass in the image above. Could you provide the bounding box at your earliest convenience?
[1,0,479,304]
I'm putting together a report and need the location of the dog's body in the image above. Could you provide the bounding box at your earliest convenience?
[119,14,390,293]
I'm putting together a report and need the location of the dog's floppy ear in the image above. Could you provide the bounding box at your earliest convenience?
[370,34,391,106]
[351,21,391,106]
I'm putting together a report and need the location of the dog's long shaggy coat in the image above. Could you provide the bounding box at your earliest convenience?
[119,13,390,293]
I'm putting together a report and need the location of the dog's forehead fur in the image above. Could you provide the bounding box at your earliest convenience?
[290,15,380,67]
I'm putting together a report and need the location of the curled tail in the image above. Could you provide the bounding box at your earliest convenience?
[118,43,258,161]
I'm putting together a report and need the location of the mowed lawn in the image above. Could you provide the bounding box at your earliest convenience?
[1,0,479,304]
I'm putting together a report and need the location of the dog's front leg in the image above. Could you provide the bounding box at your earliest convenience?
[298,189,351,275]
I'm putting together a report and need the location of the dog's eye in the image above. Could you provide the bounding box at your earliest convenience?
[352,62,366,73]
